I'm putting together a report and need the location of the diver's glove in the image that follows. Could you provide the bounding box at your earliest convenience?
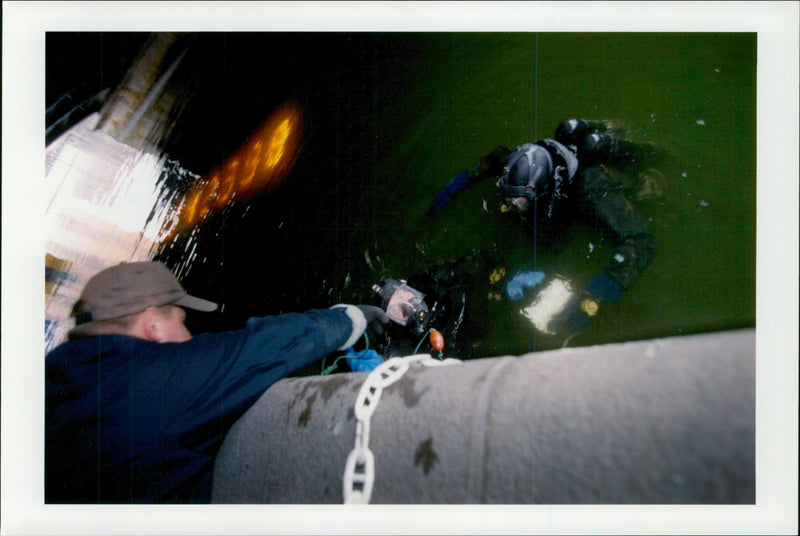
[426,170,470,216]
[549,294,598,335]
[585,269,625,304]
[549,270,625,335]
[332,304,390,350]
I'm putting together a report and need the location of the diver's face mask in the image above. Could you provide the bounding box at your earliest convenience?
[373,279,430,335]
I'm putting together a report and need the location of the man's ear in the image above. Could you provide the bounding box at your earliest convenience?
[140,307,166,342]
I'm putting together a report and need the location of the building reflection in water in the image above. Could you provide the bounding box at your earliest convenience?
[45,33,302,351]
[170,100,302,237]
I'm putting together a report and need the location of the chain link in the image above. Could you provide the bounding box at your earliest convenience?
[342,354,460,504]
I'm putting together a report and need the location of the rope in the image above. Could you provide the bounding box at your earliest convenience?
[561,332,580,349]
[324,325,444,376]
[321,332,375,375]
[320,355,348,376]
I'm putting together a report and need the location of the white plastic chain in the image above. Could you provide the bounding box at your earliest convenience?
[342,354,460,504]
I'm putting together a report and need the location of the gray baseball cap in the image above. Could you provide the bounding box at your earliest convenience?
[69,261,217,334]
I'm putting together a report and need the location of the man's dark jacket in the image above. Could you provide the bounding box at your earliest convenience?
[46,309,352,503]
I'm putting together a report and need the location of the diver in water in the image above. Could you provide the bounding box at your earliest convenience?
[367,253,504,359]
[425,118,660,336]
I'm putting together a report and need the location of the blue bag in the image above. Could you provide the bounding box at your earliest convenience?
[346,347,384,372]
[506,270,546,301]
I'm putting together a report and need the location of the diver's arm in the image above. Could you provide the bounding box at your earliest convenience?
[426,145,510,216]
[582,165,657,293]
[548,166,656,334]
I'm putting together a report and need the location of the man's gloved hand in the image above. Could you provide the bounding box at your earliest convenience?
[332,304,389,351]
[355,305,390,326]
[360,304,390,341]
[426,170,471,216]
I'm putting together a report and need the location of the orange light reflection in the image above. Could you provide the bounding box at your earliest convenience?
[170,101,303,235]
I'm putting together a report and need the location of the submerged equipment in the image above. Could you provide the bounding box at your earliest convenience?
[554,117,595,146]
[521,276,575,334]
[372,279,430,335]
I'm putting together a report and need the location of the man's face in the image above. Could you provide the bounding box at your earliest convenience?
[160,305,193,343]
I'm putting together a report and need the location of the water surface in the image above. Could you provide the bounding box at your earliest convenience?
[47,32,757,357]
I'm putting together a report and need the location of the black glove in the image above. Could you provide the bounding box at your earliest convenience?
[332,304,390,351]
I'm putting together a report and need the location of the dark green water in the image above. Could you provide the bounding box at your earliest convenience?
[349,33,755,354]
[168,33,756,357]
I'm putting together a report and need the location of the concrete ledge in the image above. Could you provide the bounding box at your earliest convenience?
[213,328,755,504]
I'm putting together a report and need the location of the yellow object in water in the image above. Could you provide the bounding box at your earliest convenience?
[489,267,507,285]
[581,298,600,316]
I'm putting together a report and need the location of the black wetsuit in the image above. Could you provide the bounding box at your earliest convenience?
[453,119,658,294]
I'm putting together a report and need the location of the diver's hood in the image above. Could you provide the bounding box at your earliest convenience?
[497,140,578,200]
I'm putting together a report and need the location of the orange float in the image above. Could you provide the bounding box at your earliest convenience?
[429,329,444,352]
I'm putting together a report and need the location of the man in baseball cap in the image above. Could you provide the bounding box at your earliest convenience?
[68,261,218,340]
[46,261,387,503]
